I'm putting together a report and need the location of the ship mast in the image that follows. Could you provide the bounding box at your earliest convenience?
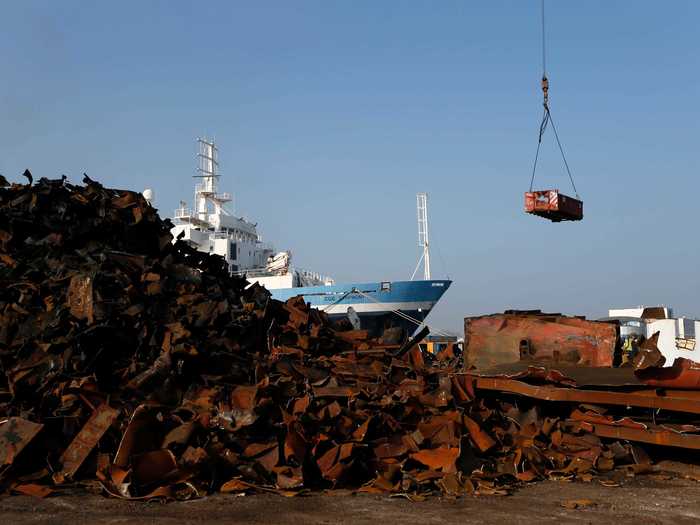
[411,192,431,280]
[194,138,231,228]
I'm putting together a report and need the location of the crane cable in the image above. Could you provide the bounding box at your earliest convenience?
[528,0,579,198]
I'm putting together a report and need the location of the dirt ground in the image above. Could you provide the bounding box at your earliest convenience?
[3,473,700,525]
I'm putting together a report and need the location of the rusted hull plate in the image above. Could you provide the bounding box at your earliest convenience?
[464,312,617,369]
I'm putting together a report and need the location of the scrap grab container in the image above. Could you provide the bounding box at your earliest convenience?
[524,190,583,222]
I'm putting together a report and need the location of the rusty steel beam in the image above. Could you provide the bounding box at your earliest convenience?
[471,376,700,415]
[589,423,700,450]
[57,405,119,480]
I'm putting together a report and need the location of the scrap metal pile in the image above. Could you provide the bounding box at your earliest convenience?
[0,176,695,501]
[463,312,700,471]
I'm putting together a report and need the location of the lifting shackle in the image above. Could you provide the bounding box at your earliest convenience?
[541,75,549,108]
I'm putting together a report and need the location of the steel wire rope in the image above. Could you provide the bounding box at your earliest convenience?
[541,0,547,78]
[547,109,579,198]
[528,0,580,198]
[353,289,454,338]
[529,106,549,192]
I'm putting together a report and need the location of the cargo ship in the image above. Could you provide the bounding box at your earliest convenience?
[166,139,451,335]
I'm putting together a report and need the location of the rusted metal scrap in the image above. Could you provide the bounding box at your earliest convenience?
[636,357,700,389]
[568,409,700,450]
[55,404,119,482]
[0,418,43,469]
[472,375,700,415]
[464,310,618,369]
[0,174,694,501]
[632,332,666,370]
[463,356,700,452]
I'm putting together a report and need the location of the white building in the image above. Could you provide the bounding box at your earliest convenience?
[607,306,698,365]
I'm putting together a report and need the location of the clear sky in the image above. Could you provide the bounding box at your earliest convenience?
[1,1,698,333]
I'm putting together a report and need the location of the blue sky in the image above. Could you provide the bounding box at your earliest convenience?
[1,1,698,332]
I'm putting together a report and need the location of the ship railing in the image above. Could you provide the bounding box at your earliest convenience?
[195,182,214,195]
[233,267,285,278]
[174,207,193,219]
[229,265,334,284]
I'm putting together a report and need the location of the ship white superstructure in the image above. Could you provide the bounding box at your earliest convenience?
[170,138,333,288]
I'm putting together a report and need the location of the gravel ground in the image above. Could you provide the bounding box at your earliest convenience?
[3,474,700,525]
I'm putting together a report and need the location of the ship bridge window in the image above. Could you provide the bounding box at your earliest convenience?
[380,282,391,292]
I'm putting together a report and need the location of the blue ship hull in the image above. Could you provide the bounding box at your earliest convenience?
[270,279,451,335]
